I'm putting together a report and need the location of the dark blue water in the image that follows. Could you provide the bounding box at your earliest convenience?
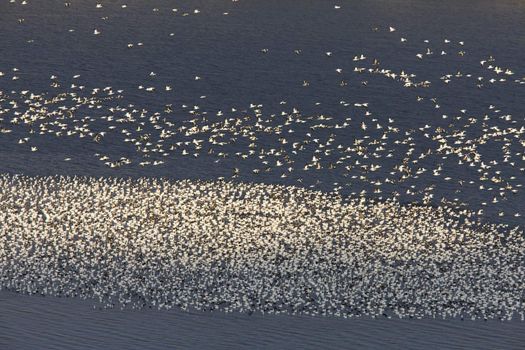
[2,1,525,348]
[2,290,525,350]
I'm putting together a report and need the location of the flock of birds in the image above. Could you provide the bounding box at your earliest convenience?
[1,0,525,320]
[1,49,525,221]
[1,174,524,320]
[1,2,524,225]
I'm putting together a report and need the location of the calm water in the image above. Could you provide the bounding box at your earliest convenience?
[1,0,525,348]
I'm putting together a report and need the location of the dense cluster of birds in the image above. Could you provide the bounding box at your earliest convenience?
[1,174,524,320]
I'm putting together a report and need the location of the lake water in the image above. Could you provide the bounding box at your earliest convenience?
[1,0,525,348]
[2,291,525,350]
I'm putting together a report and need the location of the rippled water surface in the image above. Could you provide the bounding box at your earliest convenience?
[2,291,525,350]
[1,0,525,348]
